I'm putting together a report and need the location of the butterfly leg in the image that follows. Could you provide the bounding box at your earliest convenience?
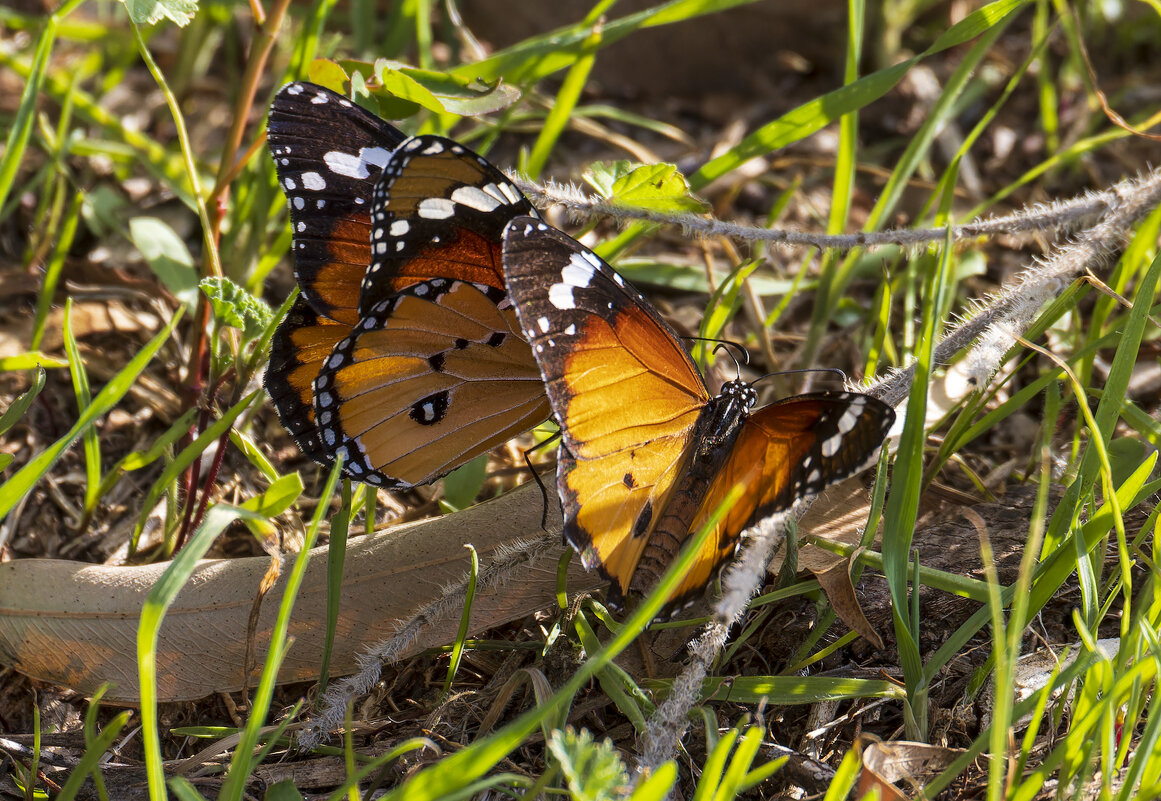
[522,425,563,531]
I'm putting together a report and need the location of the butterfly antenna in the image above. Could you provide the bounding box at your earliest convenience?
[522,428,562,531]
[683,336,750,369]
[751,366,849,388]
[711,341,750,381]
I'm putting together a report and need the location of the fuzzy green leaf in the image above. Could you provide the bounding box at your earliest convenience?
[548,727,631,801]
[200,277,273,340]
[121,0,198,28]
[586,161,708,214]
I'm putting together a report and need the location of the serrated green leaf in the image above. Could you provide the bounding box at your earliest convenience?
[121,0,198,28]
[548,727,631,801]
[130,216,198,307]
[336,58,523,118]
[200,277,273,340]
[586,161,709,214]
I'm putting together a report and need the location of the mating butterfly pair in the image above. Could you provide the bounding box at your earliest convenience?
[266,82,894,609]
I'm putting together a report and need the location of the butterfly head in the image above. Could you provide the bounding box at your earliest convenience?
[717,378,759,414]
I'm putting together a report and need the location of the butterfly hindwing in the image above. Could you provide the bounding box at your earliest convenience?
[265,296,349,465]
[502,216,710,602]
[268,81,408,325]
[653,392,896,605]
[359,136,538,315]
[313,278,551,487]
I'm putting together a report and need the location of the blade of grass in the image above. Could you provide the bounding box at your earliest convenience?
[442,543,479,694]
[62,298,101,523]
[522,12,603,179]
[0,309,183,523]
[0,0,87,213]
[880,226,953,740]
[219,467,337,801]
[131,388,263,552]
[139,503,267,801]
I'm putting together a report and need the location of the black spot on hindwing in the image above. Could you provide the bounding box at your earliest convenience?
[409,391,450,425]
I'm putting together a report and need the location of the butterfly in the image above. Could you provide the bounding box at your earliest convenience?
[265,81,550,487]
[501,217,896,610]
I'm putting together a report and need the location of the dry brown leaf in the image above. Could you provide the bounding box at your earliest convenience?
[0,482,600,702]
[858,740,963,800]
[810,546,883,650]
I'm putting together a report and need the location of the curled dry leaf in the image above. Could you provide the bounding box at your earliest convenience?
[858,740,963,800]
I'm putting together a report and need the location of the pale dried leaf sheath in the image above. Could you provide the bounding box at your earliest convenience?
[0,483,599,702]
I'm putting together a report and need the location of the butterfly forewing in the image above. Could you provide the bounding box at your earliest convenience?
[269,82,408,325]
[502,217,709,601]
[313,278,551,487]
[359,136,538,315]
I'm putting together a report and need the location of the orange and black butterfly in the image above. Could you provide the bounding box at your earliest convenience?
[501,217,895,610]
[265,82,549,486]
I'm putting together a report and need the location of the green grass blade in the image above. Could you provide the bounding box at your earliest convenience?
[131,388,263,550]
[55,710,132,801]
[523,20,599,179]
[0,309,183,523]
[0,368,46,438]
[689,0,1027,189]
[880,227,953,740]
[220,462,341,801]
[62,298,101,516]
[442,543,479,694]
[139,503,266,800]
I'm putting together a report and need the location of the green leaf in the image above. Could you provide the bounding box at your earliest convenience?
[307,58,350,94]
[585,161,709,214]
[335,58,523,117]
[548,727,631,801]
[263,781,306,801]
[373,60,447,114]
[121,0,198,29]
[200,277,274,340]
[129,216,198,307]
[0,311,182,523]
[441,454,489,511]
[0,368,46,438]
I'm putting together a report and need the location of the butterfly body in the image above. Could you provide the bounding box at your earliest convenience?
[502,216,895,610]
[265,83,549,487]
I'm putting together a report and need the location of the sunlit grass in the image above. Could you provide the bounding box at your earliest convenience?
[0,0,1158,798]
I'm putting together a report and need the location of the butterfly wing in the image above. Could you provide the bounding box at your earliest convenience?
[313,279,551,487]
[268,81,407,326]
[661,392,895,605]
[502,217,711,604]
[265,296,348,465]
[268,97,549,485]
[359,135,538,315]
